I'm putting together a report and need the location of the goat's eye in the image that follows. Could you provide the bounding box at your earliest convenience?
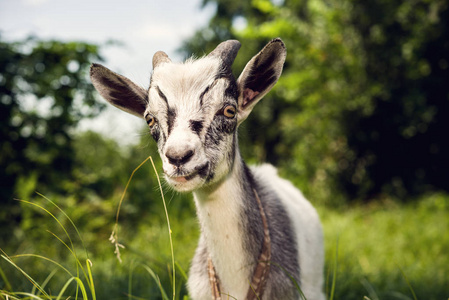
[145,114,157,127]
[223,105,236,118]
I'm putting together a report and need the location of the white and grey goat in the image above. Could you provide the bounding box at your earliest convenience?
[90,38,325,300]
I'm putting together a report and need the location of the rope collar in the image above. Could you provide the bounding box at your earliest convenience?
[208,188,271,300]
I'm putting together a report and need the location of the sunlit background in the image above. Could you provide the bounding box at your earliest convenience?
[1,0,448,299]
[1,0,214,144]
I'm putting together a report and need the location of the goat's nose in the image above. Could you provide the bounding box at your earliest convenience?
[165,148,195,167]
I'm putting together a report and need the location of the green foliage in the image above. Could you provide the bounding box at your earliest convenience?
[2,1,448,297]
[2,191,448,299]
[0,36,105,243]
[0,189,196,300]
[342,0,449,199]
[180,0,449,204]
[72,131,127,199]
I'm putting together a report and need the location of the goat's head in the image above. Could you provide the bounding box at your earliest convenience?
[90,39,286,192]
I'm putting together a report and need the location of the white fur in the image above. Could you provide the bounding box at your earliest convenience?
[90,39,325,300]
[251,164,325,300]
[187,160,326,300]
[193,153,252,299]
[147,57,235,192]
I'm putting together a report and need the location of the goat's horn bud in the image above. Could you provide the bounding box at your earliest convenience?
[207,40,241,67]
[153,51,171,69]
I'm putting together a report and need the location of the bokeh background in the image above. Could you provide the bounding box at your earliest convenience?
[1,0,448,299]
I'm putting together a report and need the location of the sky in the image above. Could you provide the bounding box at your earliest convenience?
[0,0,215,144]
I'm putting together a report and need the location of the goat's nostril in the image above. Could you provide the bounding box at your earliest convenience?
[166,149,195,167]
[183,149,194,162]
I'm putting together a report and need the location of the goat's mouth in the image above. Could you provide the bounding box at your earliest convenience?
[165,162,209,184]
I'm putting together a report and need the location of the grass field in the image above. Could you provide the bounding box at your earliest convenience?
[1,191,448,299]
[320,194,449,300]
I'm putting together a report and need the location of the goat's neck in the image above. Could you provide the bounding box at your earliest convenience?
[193,152,259,297]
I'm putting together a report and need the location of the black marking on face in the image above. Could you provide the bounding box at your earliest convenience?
[205,122,223,146]
[150,126,160,142]
[215,65,239,101]
[199,86,210,107]
[199,79,221,107]
[216,64,234,81]
[190,120,204,135]
[197,163,209,179]
[212,106,238,133]
[156,86,168,103]
[167,108,177,136]
[228,134,237,170]
[205,113,237,148]
[225,78,239,101]
[160,130,166,146]
[219,116,237,134]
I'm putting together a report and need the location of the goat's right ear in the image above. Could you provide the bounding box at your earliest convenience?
[236,39,286,124]
[90,63,148,118]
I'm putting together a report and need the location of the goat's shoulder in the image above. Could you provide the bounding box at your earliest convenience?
[249,163,318,218]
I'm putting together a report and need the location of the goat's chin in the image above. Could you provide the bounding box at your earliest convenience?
[165,175,206,193]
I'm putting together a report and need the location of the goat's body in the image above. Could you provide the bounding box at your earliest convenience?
[188,155,325,300]
[252,164,325,300]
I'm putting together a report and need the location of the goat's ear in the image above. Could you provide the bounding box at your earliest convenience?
[90,63,148,118]
[236,38,286,124]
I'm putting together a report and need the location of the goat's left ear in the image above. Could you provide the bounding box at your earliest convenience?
[236,38,286,124]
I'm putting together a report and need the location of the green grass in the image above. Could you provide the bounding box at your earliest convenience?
[1,155,192,300]
[1,162,448,300]
[320,194,449,300]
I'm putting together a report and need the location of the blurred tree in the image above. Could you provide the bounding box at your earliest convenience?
[72,130,126,199]
[180,0,449,203]
[343,0,449,199]
[0,36,105,242]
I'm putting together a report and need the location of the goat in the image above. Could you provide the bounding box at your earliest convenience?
[90,38,325,300]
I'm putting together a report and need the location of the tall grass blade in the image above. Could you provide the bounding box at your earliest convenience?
[360,277,379,300]
[247,279,261,300]
[86,259,96,300]
[15,198,83,286]
[15,196,95,299]
[329,237,339,300]
[45,230,85,299]
[324,260,331,298]
[36,192,90,260]
[1,291,43,299]
[175,262,188,282]
[1,254,51,299]
[45,230,87,273]
[110,154,176,299]
[32,268,58,296]
[7,254,73,277]
[141,264,170,300]
[397,264,418,300]
[110,155,153,263]
[219,292,237,299]
[128,260,135,300]
[0,263,13,292]
[56,277,88,300]
[149,156,176,300]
